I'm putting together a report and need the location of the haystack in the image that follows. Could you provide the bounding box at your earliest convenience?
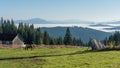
[90,39,106,51]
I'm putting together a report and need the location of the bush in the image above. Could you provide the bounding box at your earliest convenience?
[109,41,115,48]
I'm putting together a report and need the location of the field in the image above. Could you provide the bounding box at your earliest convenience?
[0,46,120,68]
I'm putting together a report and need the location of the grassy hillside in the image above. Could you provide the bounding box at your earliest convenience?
[0,47,120,68]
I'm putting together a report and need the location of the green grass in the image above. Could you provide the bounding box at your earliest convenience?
[0,47,120,68]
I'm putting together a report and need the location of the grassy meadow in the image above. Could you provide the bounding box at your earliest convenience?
[0,46,120,68]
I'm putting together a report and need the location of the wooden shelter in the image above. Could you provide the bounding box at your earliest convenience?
[0,33,25,48]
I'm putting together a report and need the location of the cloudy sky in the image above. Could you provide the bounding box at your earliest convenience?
[0,0,120,22]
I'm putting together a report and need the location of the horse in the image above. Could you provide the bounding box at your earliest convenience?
[24,44,36,50]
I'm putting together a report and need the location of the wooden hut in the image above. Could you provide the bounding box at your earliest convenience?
[0,33,25,48]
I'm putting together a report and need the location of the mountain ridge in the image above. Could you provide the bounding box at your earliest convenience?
[15,18,94,24]
[41,27,112,43]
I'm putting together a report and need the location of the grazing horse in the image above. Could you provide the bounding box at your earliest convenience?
[24,44,35,50]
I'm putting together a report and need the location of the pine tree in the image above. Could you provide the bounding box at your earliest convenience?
[23,24,29,44]
[103,37,108,46]
[72,37,77,46]
[1,17,3,24]
[50,38,56,45]
[64,27,72,45]
[35,28,42,45]
[18,23,24,38]
[113,31,120,45]
[11,19,17,34]
[43,31,50,45]
[57,37,64,45]
[29,24,35,44]
[76,39,84,46]
[0,24,2,33]
[0,17,3,33]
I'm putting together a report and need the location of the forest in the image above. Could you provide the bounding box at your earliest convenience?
[0,17,85,46]
[1,17,120,48]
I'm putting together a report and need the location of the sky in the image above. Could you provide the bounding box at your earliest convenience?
[0,0,120,22]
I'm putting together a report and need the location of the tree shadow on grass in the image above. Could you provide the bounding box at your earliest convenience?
[0,48,119,61]
[94,48,120,52]
[0,50,93,61]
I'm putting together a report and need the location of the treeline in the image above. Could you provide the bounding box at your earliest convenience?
[103,31,120,47]
[0,18,85,46]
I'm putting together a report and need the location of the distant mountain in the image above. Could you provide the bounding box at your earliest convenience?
[89,24,111,27]
[104,26,120,30]
[51,20,94,24]
[41,27,112,43]
[109,21,120,24]
[15,18,94,24]
[99,21,120,24]
[15,18,50,24]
